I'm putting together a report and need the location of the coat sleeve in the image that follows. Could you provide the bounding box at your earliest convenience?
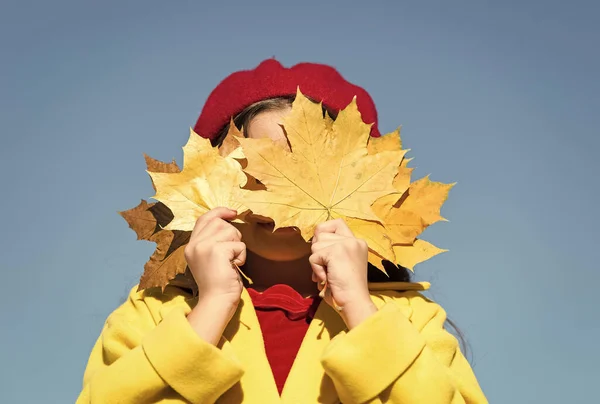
[320,293,488,404]
[76,287,244,404]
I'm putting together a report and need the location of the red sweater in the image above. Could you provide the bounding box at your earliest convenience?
[247,285,320,395]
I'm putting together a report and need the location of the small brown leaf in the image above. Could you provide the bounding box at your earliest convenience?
[119,200,175,241]
[139,230,191,291]
[168,269,198,294]
[119,200,159,241]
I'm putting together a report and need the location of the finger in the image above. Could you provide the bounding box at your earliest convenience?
[191,207,238,239]
[221,241,247,266]
[311,272,326,291]
[311,240,337,253]
[312,232,345,244]
[309,252,328,284]
[311,271,323,282]
[314,218,354,238]
[199,218,242,243]
[216,225,242,243]
[191,207,237,240]
[323,284,343,311]
[318,281,332,303]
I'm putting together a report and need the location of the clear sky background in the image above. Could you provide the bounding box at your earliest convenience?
[1,1,598,402]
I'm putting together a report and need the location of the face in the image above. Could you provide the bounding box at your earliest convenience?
[232,106,312,261]
[246,107,292,149]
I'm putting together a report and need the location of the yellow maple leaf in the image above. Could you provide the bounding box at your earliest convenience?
[345,130,412,268]
[149,128,247,231]
[373,171,453,246]
[125,89,454,281]
[373,199,426,245]
[393,239,447,271]
[367,127,402,154]
[218,120,267,192]
[237,89,405,249]
[400,175,454,226]
[218,118,244,158]
[144,154,180,191]
[367,127,412,198]
[345,218,395,264]
[366,133,451,272]
[369,127,412,170]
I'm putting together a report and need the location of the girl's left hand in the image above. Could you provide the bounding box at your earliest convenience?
[310,219,378,329]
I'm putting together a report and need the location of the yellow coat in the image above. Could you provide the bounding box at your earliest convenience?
[77,282,487,403]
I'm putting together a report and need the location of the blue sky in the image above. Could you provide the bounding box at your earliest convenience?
[1,1,598,402]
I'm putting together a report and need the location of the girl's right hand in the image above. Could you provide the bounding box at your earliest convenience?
[184,207,246,307]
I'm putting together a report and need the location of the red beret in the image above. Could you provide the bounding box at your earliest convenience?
[194,58,380,139]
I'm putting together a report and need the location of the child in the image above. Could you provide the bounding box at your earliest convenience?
[77,59,488,403]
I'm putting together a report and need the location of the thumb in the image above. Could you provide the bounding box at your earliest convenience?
[222,208,239,221]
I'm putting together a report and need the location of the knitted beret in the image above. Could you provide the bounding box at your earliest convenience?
[193,58,380,139]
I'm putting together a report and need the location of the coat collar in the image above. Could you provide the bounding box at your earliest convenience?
[170,281,428,403]
[215,287,347,403]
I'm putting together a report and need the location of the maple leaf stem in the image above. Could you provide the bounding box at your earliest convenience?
[232,262,254,285]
